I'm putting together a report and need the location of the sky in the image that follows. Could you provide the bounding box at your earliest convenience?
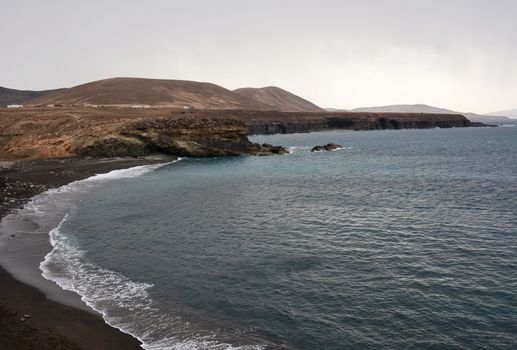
[1,0,516,113]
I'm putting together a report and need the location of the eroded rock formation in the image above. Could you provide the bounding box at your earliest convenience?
[311,144,343,152]
[72,117,288,158]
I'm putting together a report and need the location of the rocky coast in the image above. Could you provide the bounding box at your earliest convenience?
[0,106,476,349]
[0,107,472,160]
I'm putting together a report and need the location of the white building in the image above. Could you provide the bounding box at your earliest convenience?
[7,104,23,108]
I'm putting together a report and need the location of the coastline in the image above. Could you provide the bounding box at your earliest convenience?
[0,156,176,350]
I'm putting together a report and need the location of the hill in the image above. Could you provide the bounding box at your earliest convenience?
[26,77,272,110]
[345,104,515,125]
[0,86,66,107]
[489,108,517,119]
[233,86,324,112]
[351,104,457,114]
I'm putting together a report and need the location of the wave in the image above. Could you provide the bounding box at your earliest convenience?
[23,162,171,216]
[40,215,262,349]
[287,146,312,154]
[35,159,264,350]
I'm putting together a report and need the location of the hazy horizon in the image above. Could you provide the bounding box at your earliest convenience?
[1,0,516,114]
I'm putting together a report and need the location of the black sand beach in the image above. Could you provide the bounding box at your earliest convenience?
[0,156,175,350]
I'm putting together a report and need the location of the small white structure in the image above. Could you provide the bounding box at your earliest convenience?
[131,104,150,109]
[7,104,23,108]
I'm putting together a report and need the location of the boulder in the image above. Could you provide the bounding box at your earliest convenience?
[311,143,343,152]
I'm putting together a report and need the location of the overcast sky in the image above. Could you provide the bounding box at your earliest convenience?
[1,0,516,113]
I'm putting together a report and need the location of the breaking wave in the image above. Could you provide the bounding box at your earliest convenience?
[28,160,263,349]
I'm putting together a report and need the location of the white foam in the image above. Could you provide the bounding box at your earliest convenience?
[22,162,174,218]
[33,159,265,350]
[287,146,345,154]
[310,147,345,152]
[286,146,312,154]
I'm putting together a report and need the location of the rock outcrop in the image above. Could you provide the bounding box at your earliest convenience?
[311,143,343,152]
[0,107,472,160]
[0,108,289,160]
[70,117,289,158]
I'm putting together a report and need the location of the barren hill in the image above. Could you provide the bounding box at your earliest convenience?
[351,104,456,114]
[233,86,324,112]
[0,87,66,107]
[26,77,272,110]
[489,108,517,119]
[349,104,514,125]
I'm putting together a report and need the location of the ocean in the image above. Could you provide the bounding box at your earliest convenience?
[31,127,517,349]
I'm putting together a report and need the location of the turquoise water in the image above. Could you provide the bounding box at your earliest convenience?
[43,127,517,349]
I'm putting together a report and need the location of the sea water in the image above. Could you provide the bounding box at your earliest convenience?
[38,127,517,349]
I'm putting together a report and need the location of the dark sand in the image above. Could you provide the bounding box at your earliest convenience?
[0,156,176,350]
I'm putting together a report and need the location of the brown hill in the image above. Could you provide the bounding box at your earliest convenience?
[0,87,66,107]
[233,86,324,112]
[26,77,272,110]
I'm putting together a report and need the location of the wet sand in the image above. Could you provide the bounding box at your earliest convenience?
[0,156,176,350]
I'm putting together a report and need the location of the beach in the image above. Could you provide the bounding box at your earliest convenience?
[1,127,516,349]
[0,156,175,350]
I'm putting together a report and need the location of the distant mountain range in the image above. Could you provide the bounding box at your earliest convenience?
[489,108,517,119]
[0,77,324,112]
[328,104,517,125]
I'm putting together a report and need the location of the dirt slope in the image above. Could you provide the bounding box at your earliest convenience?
[0,87,66,107]
[233,86,324,112]
[26,77,272,110]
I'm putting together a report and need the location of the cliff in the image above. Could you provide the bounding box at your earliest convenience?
[73,118,286,158]
[0,108,287,160]
[236,111,471,134]
[0,107,471,160]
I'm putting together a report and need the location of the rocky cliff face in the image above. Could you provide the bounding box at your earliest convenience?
[243,112,471,134]
[0,108,288,160]
[0,107,472,160]
[72,117,287,158]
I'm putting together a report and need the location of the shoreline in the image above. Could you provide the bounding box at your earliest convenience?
[0,156,177,350]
